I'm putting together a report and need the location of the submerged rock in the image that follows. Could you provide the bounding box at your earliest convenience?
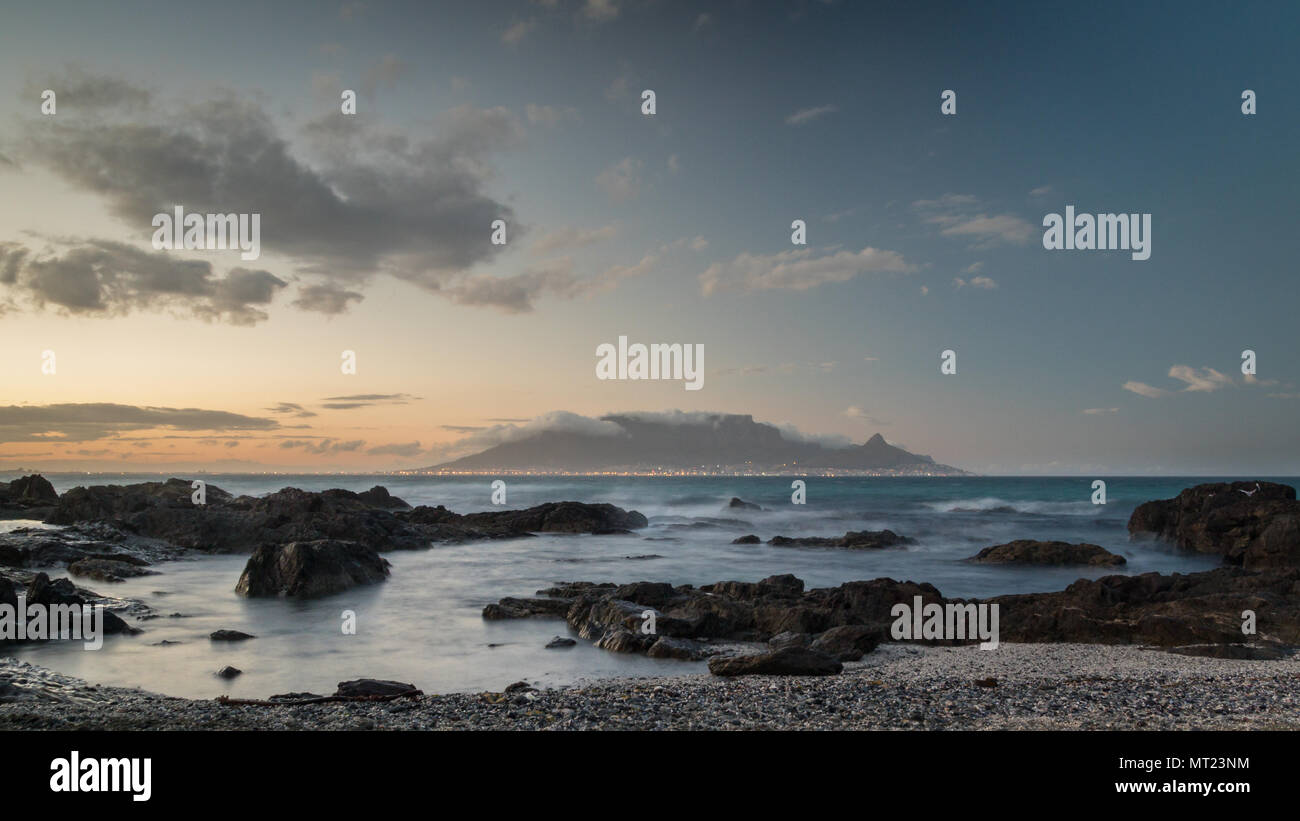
[67,557,157,583]
[727,497,762,511]
[732,534,761,544]
[209,629,255,642]
[235,539,391,598]
[216,666,242,679]
[969,540,1126,567]
[768,530,911,550]
[545,636,576,649]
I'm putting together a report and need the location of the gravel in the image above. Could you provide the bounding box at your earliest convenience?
[3,643,1298,730]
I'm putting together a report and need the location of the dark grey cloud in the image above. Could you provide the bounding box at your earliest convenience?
[12,72,525,309]
[266,402,318,418]
[292,282,364,314]
[319,394,418,410]
[0,403,279,444]
[23,65,151,111]
[0,239,285,325]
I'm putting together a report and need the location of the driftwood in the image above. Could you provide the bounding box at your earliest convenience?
[215,691,423,706]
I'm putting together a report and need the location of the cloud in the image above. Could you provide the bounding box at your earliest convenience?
[23,65,151,111]
[502,19,538,45]
[913,194,1033,246]
[0,239,285,325]
[13,72,528,311]
[582,0,619,23]
[843,406,889,426]
[292,282,364,315]
[1082,407,1119,415]
[693,13,713,31]
[700,246,912,295]
[443,254,655,312]
[320,393,418,410]
[266,402,318,419]
[1123,381,1170,399]
[524,103,574,126]
[367,441,424,457]
[533,225,617,253]
[279,438,364,455]
[596,157,642,201]
[0,403,278,444]
[785,105,837,126]
[954,275,997,289]
[1029,185,1053,197]
[362,54,406,97]
[1168,365,1232,393]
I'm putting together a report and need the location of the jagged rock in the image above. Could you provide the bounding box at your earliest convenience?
[235,540,390,598]
[732,534,761,544]
[0,475,59,517]
[1128,481,1300,568]
[210,629,255,641]
[768,530,911,550]
[708,647,843,677]
[334,679,420,698]
[3,572,136,638]
[458,501,648,534]
[727,497,762,511]
[969,540,1126,567]
[67,558,157,583]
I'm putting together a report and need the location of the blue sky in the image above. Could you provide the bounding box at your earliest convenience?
[0,0,1297,473]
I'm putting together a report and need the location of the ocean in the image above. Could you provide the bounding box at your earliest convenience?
[3,474,1281,699]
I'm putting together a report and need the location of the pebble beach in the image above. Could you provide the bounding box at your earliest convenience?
[4,643,1297,731]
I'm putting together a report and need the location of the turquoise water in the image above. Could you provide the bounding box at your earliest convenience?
[4,474,1284,698]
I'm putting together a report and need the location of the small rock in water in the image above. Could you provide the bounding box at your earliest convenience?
[546,636,577,649]
[210,629,256,641]
[216,666,242,679]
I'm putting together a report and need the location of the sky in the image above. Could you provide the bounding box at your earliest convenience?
[0,0,1297,475]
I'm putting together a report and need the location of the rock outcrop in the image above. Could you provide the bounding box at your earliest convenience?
[0,475,59,516]
[1128,481,1300,568]
[235,539,391,598]
[46,479,648,553]
[707,647,843,676]
[969,540,1126,567]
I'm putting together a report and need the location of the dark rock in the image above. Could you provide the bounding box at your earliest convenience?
[767,631,811,650]
[482,596,573,620]
[769,530,911,550]
[708,647,843,677]
[0,474,59,516]
[545,636,576,648]
[67,558,157,582]
[334,679,420,698]
[727,497,762,511]
[969,540,1126,567]
[46,479,648,552]
[732,534,761,544]
[235,539,391,598]
[594,627,656,654]
[504,681,537,695]
[210,629,256,641]
[4,571,137,638]
[974,677,998,687]
[809,624,885,661]
[1128,481,1300,567]
[646,636,709,660]
[216,666,242,679]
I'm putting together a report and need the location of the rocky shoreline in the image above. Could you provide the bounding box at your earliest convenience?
[4,475,1300,729]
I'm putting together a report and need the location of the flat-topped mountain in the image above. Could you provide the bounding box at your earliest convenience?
[429,413,965,474]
